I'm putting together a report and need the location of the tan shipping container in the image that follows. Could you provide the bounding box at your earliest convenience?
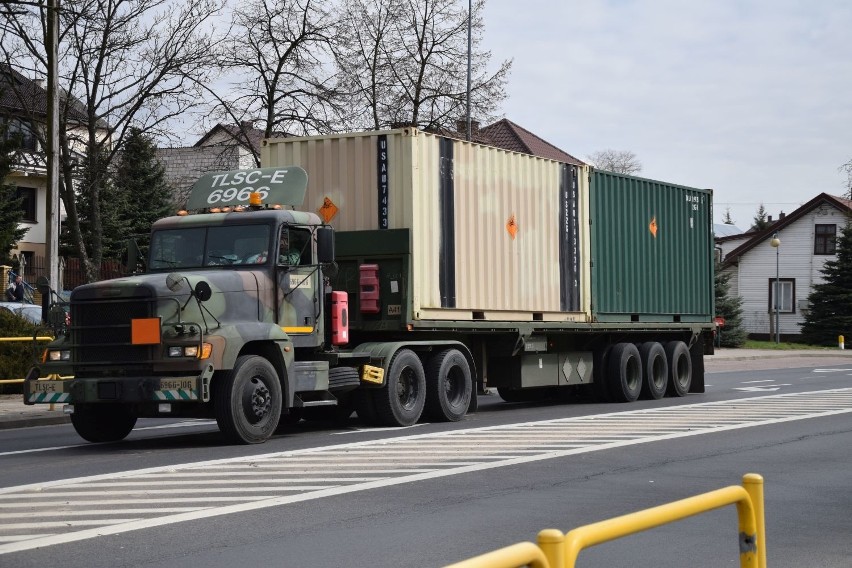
[261,128,591,322]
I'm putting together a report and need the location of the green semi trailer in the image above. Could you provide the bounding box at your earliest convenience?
[23,140,714,445]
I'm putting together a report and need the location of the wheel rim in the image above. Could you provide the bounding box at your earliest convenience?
[445,365,464,405]
[242,376,272,424]
[675,355,690,389]
[651,357,666,391]
[626,357,641,393]
[397,367,419,410]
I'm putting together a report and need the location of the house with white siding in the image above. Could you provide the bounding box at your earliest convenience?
[719,193,852,340]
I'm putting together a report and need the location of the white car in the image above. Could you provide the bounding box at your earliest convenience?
[0,301,42,324]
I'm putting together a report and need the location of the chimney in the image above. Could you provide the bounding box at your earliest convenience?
[779,211,786,219]
[240,120,256,130]
[768,215,773,223]
[456,118,480,137]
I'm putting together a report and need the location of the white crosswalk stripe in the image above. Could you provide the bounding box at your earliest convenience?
[1,388,851,554]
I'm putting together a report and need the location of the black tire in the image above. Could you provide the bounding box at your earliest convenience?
[71,404,137,443]
[328,367,361,393]
[607,342,642,403]
[373,349,426,426]
[665,341,692,397]
[638,342,668,400]
[215,355,282,444]
[591,346,612,403]
[425,349,472,422]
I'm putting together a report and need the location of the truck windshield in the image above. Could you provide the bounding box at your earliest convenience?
[149,225,271,270]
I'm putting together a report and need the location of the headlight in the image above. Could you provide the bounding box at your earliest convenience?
[48,350,70,361]
[167,343,212,359]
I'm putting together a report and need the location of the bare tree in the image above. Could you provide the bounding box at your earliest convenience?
[1,0,222,281]
[840,157,852,199]
[587,149,642,175]
[199,0,341,165]
[334,0,511,131]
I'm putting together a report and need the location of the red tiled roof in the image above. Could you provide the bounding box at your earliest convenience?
[479,119,585,165]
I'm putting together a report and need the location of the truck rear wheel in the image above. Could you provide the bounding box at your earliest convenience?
[638,342,668,400]
[373,349,426,427]
[425,349,472,422]
[607,342,642,402]
[665,341,692,397]
[71,404,137,443]
[215,355,282,444]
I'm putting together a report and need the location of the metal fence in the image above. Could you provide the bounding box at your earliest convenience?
[12,255,127,292]
[445,474,766,568]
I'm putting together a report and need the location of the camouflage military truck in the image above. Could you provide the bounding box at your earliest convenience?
[24,155,715,445]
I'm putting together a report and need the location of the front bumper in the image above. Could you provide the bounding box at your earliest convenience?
[23,364,215,405]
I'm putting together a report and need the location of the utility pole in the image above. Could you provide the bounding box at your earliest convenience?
[465,0,472,141]
[45,0,61,294]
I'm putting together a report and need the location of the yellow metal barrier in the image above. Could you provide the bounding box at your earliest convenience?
[445,474,766,568]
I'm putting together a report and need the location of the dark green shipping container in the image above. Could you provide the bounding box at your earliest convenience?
[590,171,714,323]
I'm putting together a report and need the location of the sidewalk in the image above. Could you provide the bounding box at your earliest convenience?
[1,348,850,430]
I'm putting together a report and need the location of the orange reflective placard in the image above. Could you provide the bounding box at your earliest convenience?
[131,318,162,345]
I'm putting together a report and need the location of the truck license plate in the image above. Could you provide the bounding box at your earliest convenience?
[160,379,195,390]
[32,381,63,393]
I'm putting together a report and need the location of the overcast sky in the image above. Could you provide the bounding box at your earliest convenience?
[481,0,852,227]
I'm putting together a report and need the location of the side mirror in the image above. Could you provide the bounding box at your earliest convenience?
[317,227,335,264]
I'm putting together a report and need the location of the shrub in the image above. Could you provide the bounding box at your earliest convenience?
[0,309,44,394]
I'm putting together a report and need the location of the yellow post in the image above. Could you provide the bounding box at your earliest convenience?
[840,335,845,350]
[537,529,564,568]
[742,474,766,568]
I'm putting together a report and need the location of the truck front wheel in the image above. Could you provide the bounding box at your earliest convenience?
[71,404,137,443]
[425,349,472,422]
[373,349,426,427]
[215,355,282,444]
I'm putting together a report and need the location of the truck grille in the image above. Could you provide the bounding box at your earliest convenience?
[72,298,155,363]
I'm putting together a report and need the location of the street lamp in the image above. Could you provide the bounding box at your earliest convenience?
[770,232,781,343]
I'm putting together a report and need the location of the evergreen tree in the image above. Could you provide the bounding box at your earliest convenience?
[751,204,770,231]
[722,207,735,225]
[714,262,747,347]
[112,128,174,262]
[800,222,852,345]
[0,125,27,263]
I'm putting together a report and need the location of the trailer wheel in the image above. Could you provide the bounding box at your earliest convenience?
[71,404,137,443]
[215,355,282,444]
[638,342,668,400]
[373,349,426,426]
[425,349,472,422]
[665,341,692,397]
[607,342,642,402]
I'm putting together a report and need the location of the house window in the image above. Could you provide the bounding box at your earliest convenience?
[3,118,37,151]
[768,278,795,314]
[814,224,837,255]
[16,187,36,222]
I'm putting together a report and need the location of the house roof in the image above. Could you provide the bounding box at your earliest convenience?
[1,66,48,118]
[479,119,585,165]
[195,122,289,154]
[1,65,104,127]
[714,223,746,238]
[720,193,852,268]
[429,118,585,165]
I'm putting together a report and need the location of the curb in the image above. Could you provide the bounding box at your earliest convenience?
[0,414,70,430]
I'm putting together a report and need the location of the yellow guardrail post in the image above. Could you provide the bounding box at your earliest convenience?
[742,474,766,568]
[443,542,551,568]
[537,529,564,568]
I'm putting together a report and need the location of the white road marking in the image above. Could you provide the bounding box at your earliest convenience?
[0,388,851,555]
[813,368,852,373]
[742,380,776,384]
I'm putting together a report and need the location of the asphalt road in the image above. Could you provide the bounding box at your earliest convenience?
[1,357,851,567]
